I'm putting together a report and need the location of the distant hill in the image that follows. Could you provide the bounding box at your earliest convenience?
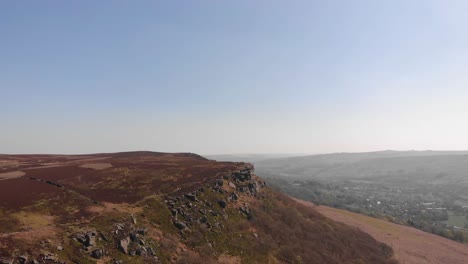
[256,150,468,185]
[0,151,396,264]
[204,153,297,163]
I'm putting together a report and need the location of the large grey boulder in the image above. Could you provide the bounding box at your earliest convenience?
[118,237,130,255]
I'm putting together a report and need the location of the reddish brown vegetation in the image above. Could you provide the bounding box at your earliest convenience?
[313,204,468,264]
[0,152,399,263]
[250,192,397,264]
[0,178,63,209]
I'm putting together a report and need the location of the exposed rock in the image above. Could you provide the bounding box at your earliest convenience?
[90,249,104,259]
[215,179,224,186]
[184,193,197,201]
[100,232,109,242]
[130,232,138,242]
[228,181,236,189]
[171,209,178,217]
[137,227,147,236]
[112,260,123,264]
[174,220,187,230]
[74,233,86,244]
[57,246,64,251]
[18,256,27,264]
[85,232,96,247]
[210,210,219,216]
[136,247,147,256]
[218,200,227,208]
[230,193,239,201]
[240,206,251,216]
[118,237,130,255]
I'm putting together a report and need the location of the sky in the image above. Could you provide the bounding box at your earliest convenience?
[2,1,468,155]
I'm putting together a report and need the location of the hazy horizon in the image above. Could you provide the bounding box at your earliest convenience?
[3,1,468,154]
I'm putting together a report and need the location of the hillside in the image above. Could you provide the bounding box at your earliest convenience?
[296,200,468,264]
[0,152,396,264]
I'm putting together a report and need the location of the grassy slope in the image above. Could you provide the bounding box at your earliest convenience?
[307,202,468,264]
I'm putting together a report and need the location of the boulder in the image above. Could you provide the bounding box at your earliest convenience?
[215,179,224,186]
[18,256,27,264]
[137,228,147,236]
[136,247,147,256]
[171,209,178,217]
[230,193,239,201]
[184,193,197,201]
[86,235,96,247]
[90,249,104,259]
[100,232,109,242]
[130,232,138,242]
[240,206,250,215]
[228,182,236,189]
[173,220,187,230]
[218,200,227,208]
[118,237,130,255]
[74,232,86,244]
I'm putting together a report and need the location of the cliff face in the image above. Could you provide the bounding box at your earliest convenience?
[0,153,396,264]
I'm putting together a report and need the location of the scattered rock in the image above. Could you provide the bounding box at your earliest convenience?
[85,232,96,247]
[171,209,178,217]
[215,179,224,187]
[57,246,64,251]
[130,214,137,224]
[218,200,227,208]
[184,193,197,201]
[90,249,104,259]
[18,256,27,264]
[100,232,109,242]
[173,220,187,230]
[118,237,130,255]
[137,227,147,236]
[228,182,236,189]
[230,193,239,201]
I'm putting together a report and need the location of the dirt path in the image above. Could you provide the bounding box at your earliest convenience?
[0,171,25,180]
[296,199,468,264]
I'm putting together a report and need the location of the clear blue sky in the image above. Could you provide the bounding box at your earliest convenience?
[2,1,468,154]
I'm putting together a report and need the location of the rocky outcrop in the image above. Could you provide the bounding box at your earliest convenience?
[164,165,265,237]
